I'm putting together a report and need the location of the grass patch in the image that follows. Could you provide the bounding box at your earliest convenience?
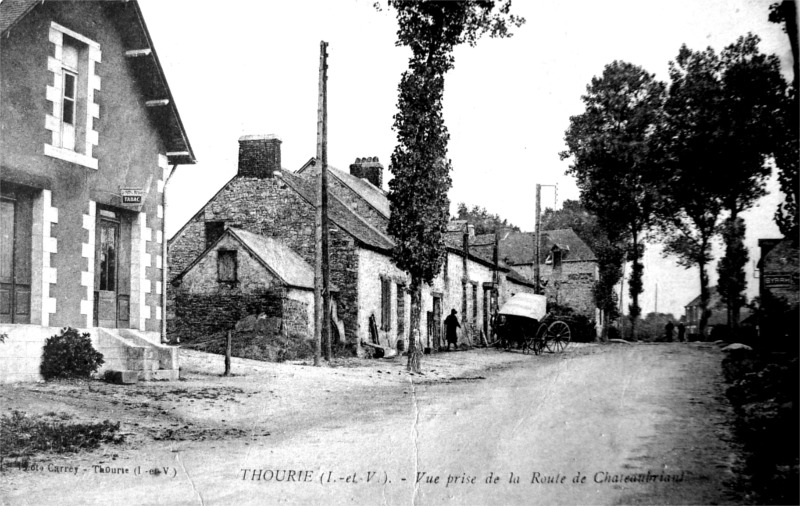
[0,411,123,457]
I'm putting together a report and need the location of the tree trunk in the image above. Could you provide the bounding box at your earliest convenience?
[698,260,710,338]
[407,280,422,373]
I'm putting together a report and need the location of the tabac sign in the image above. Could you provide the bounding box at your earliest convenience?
[120,188,144,206]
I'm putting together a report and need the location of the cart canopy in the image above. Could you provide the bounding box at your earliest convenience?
[498,293,546,321]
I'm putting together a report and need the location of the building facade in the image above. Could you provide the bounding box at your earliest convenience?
[1,0,195,381]
[168,136,535,353]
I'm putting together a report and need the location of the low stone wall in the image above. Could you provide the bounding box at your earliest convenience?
[173,289,283,340]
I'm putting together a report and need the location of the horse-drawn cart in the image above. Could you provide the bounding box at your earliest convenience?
[496,293,571,355]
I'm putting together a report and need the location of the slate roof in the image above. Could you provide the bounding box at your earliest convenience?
[0,0,39,34]
[277,170,395,252]
[297,159,390,218]
[497,229,596,265]
[445,228,596,266]
[1,0,195,165]
[173,227,314,290]
[228,228,314,289]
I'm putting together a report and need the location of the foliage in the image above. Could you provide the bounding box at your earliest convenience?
[722,350,799,504]
[709,34,786,326]
[455,202,520,235]
[560,61,665,337]
[40,327,104,381]
[540,200,623,328]
[636,312,677,341]
[717,217,749,321]
[546,302,594,342]
[770,1,799,239]
[653,44,729,336]
[0,410,122,457]
[0,332,6,344]
[381,1,523,371]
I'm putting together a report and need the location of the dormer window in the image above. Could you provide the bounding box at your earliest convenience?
[45,23,101,169]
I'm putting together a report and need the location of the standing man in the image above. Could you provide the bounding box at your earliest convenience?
[444,309,460,351]
[665,321,675,342]
[677,322,686,342]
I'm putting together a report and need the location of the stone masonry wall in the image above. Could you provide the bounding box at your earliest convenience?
[173,288,283,340]
[167,175,362,345]
[540,261,597,317]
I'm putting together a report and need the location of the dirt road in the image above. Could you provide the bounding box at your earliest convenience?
[1,343,744,505]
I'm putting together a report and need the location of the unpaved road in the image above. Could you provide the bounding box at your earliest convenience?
[1,343,744,505]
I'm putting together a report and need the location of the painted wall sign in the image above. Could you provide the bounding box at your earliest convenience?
[120,188,144,205]
[764,272,799,287]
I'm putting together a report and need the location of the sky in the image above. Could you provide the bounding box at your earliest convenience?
[139,0,795,318]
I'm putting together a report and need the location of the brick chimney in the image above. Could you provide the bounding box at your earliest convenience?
[349,156,383,189]
[238,135,281,178]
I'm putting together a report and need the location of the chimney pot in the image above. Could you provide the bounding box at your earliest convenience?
[349,156,384,189]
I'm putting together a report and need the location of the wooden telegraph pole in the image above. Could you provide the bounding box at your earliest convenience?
[314,41,331,365]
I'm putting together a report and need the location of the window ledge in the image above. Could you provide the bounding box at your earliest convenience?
[44,144,98,170]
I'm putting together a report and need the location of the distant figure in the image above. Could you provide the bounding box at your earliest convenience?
[665,321,675,342]
[444,309,460,351]
[677,322,686,342]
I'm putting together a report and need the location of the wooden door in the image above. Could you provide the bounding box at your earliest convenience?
[432,296,442,349]
[0,191,32,324]
[95,217,119,328]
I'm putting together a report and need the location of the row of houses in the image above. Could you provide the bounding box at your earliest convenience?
[166,136,589,353]
[0,0,601,382]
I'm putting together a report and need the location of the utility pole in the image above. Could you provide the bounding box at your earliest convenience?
[534,184,541,295]
[533,184,556,296]
[314,41,331,365]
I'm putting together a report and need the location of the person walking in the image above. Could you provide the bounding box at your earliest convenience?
[665,321,675,342]
[444,309,460,351]
[677,322,686,342]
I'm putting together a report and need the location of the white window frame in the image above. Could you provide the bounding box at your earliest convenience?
[44,22,101,170]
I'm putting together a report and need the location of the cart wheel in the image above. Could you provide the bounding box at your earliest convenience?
[531,325,547,355]
[545,321,571,353]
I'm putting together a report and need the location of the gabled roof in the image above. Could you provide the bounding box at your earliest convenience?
[297,159,390,218]
[277,170,395,252]
[498,229,596,265]
[228,228,314,289]
[1,0,195,165]
[173,227,314,290]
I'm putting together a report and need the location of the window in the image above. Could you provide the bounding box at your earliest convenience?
[205,221,226,248]
[380,277,391,331]
[396,284,405,336]
[472,283,478,323]
[218,250,237,282]
[461,281,467,320]
[552,248,563,269]
[44,23,100,169]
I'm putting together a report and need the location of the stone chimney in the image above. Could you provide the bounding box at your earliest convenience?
[238,135,281,178]
[349,156,383,189]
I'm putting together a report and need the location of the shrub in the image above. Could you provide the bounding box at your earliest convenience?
[0,410,121,457]
[40,327,104,380]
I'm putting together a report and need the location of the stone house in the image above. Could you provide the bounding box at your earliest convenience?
[0,0,194,381]
[465,228,599,318]
[171,227,314,340]
[168,136,535,352]
[755,238,799,344]
[683,286,752,338]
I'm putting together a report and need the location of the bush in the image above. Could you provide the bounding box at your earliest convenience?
[0,410,121,457]
[40,327,104,380]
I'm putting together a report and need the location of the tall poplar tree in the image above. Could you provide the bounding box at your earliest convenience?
[561,61,665,339]
[380,1,523,371]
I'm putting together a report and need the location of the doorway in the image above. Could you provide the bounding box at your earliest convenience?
[0,187,32,324]
[93,208,131,328]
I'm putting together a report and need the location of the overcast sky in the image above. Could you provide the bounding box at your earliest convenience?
[140,0,794,318]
